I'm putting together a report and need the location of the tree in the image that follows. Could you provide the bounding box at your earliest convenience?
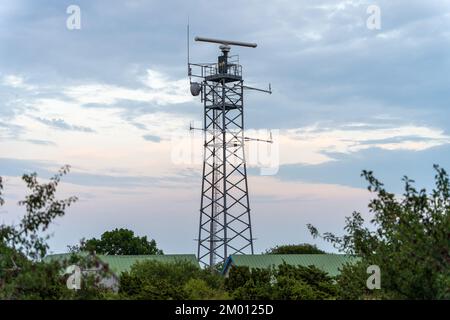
[308,165,450,300]
[265,243,325,254]
[80,228,163,255]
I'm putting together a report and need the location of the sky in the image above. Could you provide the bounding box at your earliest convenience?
[0,0,449,255]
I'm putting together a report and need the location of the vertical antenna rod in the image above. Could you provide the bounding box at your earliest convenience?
[187,18,191,80]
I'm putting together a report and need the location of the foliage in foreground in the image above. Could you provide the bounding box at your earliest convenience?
[119,260,229,300]
[224,263,338,300]
[2,165,448,300]
[308,165,450,300]
[118,260,337,300]
[0,167,110,299]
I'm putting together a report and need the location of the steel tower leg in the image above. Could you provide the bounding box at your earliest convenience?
[197,78,253,268]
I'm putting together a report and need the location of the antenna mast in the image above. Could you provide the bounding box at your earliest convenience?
[188,36,271,268]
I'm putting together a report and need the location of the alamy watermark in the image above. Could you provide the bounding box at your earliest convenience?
[66,5,81,30]
[366,265,381,290]
[366,5,381,30]
[170,128,280,176]
[65,265,82,290]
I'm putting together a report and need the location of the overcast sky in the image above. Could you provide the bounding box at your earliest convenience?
[1,0,449,255]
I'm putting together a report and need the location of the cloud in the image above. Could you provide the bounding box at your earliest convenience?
[0,120,23,139]
[34,117,95,133]
[26,139,56,146]
[0,93,192,178]
[0,121,55,147]
[1,74,35,91]
[279,123,450,165]
[0,157,198,189]
[248,173,367,201]
[63,69,193,106]
[277,144,450,192]
[1,68,448,180]
[143,134,161,143]
[313,0,366,16]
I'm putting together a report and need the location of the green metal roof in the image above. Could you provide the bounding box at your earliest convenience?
[224,254,358,277]
[44,253,199,276]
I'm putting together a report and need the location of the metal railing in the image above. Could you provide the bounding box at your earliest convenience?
[189,60,242,79]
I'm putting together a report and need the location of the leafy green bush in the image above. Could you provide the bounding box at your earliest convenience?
[225,263,338,300]
[119,260,228,300]
[184,278,229,300]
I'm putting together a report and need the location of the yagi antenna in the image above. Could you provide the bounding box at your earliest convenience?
[195,36,257,48]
